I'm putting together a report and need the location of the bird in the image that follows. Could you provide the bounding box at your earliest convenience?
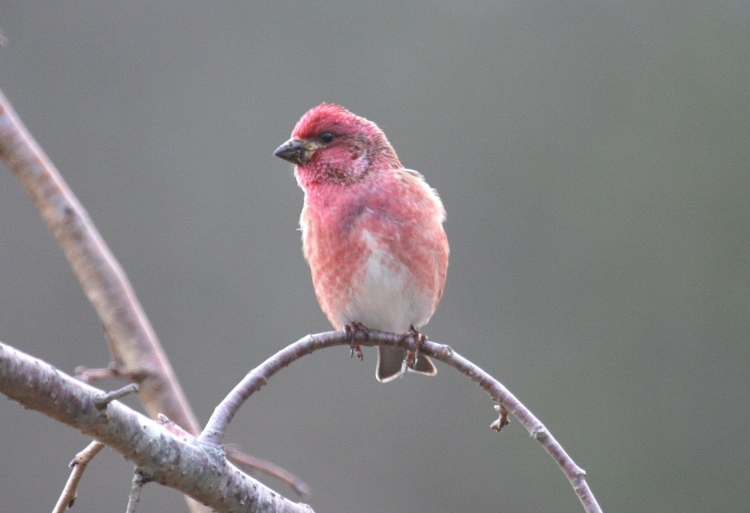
[274,103,449,382]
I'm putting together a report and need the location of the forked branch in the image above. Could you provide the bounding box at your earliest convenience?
[0,87,198,431]
[0,87,307,503]
[0,341,312,513]
[1,328,601,513]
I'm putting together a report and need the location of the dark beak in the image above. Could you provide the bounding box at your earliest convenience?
[274,138,311,165]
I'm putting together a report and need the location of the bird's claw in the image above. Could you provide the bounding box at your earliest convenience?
[491,404,511,432]
[401,325,427,370]
[344,322,367,361]
[350,344,363,360]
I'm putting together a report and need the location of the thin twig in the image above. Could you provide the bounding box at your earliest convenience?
[95,384,139,410]
[199,329,602,513]
[226,446,311,497]
[75,364,120,383]
[52,440,106,513]
[125,471,145,513]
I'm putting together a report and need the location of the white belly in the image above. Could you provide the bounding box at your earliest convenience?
[340,233,432,332]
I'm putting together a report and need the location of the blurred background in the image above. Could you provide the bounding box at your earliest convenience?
[1,2,748,512]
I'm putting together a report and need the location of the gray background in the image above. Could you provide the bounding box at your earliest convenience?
[1,2,748,512]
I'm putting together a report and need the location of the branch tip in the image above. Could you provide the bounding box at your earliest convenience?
[94,383,139,409]
[75,364,119,383]
[53,440,106,513]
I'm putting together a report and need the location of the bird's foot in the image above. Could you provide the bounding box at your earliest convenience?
[344,322,368,361]
[401,325,427,370]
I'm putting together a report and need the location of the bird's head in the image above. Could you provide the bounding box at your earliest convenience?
[274,104,400,187]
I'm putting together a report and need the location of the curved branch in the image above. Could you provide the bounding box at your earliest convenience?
[0,341,312,513]
[199,330,602,513]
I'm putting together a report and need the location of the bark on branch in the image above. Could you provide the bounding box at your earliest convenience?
[0,341,312,513]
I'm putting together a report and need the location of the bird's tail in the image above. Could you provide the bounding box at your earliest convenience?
[376,346,437,383]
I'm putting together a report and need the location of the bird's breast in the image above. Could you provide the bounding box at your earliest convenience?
[302,207,432,332]
[341,229,433,332]
[300,175,446,333]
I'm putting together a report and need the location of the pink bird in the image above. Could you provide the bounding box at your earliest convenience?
[274,104,449,382]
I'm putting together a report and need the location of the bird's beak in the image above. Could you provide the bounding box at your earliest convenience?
[274,138,314,165]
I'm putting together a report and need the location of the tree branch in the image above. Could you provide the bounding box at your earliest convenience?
[52,440,106,513]
[0,86,304,504]
[125,471,146,513]
[1,327,601,513]
[199,329,603,513]
[0,340,312,513]
[0,86,198,432]
[0,86,213,513]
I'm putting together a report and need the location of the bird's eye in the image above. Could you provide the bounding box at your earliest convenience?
[320,132,334,144]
